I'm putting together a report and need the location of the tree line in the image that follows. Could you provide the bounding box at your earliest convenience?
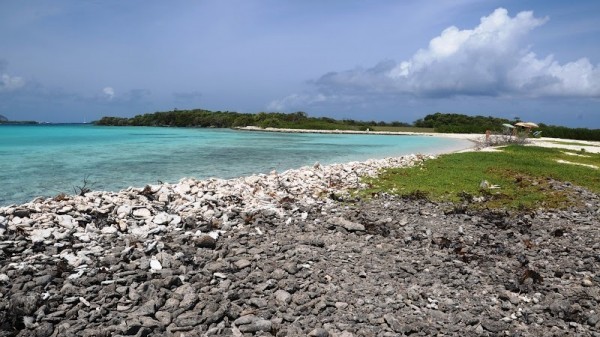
[94,109,411,131]
[413,112,599,141]
[94,110,599,141]
[0,113,38,125]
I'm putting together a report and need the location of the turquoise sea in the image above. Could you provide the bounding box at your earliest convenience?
[0,124,472,206]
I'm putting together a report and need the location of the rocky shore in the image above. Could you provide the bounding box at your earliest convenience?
[1,154,599,336]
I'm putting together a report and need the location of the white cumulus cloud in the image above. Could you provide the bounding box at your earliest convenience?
[272,8,600,111]
[0,73,25,92]
[102,86,115,100]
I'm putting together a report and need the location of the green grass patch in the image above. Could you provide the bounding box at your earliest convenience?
[362,145,600,210]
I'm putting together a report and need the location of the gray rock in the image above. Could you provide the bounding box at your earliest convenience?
[234,314,258,326]
[238,318,272,333]
[155,310,172,326]
[330,216,365,231]
[161,298,180,311]
[274,289,292,305]
[481,319,507,333]
[234,259,252,269]
[195,234,217,249]
[282,262,299,275]
[179,292,199,310]
[308,328,329,337]
[138,316,162,328]
[203,303,228,325]
[13,208,31,218]
[10,292,40,316]
[175,311,203,327]
[131,299,156,316]
[248,297,268,308]
[588,314,599,326]
[383,313,403,332]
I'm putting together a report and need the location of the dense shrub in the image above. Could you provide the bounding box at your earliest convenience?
[414,112,599,141]
[94,110,599,141]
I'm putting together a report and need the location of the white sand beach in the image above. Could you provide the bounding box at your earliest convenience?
[237,126,600,154]
[529,137,600,154]
[236,126,483,140]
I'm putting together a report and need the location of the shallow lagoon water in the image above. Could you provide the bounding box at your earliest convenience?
[0,124,471,206]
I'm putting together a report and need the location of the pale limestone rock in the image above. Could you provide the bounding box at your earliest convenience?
[133,208,152,219]
[30,228,54,243]
[175,183,191,195]
[52,229,70,240]
[131,225,150,239]
[169,215,181,226]
[150,256,162,271]
[57,215,76,229]
[116,205,131,216]
[101,226,118,235]
[74,233,90,242]
[152,212,170,225]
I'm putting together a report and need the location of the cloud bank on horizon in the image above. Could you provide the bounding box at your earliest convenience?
[0,1,599,127]
[270,8,600,112]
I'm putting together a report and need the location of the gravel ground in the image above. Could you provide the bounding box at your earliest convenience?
[1,179,599,336]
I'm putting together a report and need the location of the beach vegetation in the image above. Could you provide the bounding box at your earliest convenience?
[414,112,600,141]
[94,109,599,141]
[362,145,600,210]
[73,175,94,196]
[94,109,414,131]
[414,112,510,133]
[535,124,600,142]
[0,113,39,125]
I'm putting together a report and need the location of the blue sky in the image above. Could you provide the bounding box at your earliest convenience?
[1,1,599,127]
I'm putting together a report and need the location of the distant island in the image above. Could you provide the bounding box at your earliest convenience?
[0,114,38,125]
[95,109,599,141]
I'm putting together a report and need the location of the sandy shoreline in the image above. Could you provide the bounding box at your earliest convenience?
[235,126,481,157]
[529,137,600,154]
[236,126,483,141]
[237,126,600,154]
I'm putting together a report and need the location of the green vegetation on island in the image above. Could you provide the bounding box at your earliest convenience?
[94,109,424,131]
[362,145,600,211]
[95,109,600,141]
[415,112,600,141]
[0,114,38,125]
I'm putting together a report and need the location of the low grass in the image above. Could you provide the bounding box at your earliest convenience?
[362,145,600,210]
